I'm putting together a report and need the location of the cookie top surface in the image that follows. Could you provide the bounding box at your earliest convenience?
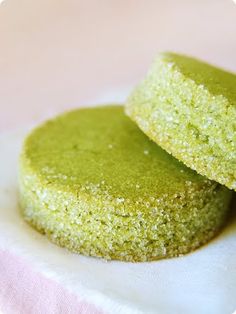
[126,53,236,190]
[21,106,211,201]
[160,52,236,105]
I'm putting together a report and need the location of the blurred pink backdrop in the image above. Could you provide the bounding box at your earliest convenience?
[0,0,236,132]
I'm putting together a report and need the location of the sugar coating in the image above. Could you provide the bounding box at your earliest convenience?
[126,52,236,191]
[19,106,232,262]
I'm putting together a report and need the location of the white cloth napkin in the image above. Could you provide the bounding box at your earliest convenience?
[0,129,236,314]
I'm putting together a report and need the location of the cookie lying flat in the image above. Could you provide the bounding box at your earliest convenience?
[19,106,232,262]
[126,52,236,190]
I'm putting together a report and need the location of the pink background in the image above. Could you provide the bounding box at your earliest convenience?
[0,0,236,313]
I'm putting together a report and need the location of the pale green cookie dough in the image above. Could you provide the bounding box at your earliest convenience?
[19,106,232,262]
[126,52,236,191]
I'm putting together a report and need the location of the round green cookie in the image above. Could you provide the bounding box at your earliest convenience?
[126,52,236,191]
[19,106,232,262]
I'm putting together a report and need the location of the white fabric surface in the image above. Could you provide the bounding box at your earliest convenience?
[0,129,236,314]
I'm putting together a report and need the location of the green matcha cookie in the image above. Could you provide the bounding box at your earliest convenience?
[19,106,232,262]
[126,52,236,191]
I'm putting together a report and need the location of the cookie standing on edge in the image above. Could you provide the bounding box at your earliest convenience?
[19,106,232,262]
[126,52,236,190]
